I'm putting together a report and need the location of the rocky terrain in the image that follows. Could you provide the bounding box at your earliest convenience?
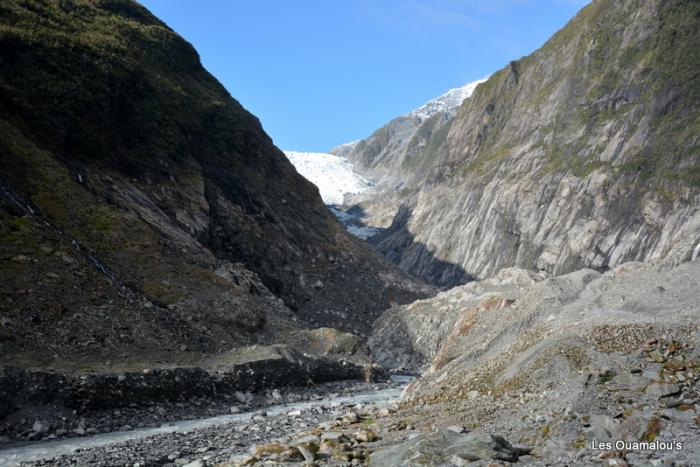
[0,0,431,369]
[365,258,700,465]
[0,0,430,456]
[1,379,407,466]
[9,258,699,466]
[338,0,700,288]
[1,0,699,466]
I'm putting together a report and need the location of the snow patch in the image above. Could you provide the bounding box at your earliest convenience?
[407,77,489,120]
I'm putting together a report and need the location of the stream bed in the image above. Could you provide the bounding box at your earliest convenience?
[0,379,411,466]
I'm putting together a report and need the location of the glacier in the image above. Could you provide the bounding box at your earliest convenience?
[284,151,373,205]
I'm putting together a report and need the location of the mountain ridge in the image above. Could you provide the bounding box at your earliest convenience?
[329,77,488,187]
[340,0,700,287]
[0,0,431,368]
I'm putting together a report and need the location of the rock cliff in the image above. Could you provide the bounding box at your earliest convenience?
[344,0,700,287]
[330,79,486,189]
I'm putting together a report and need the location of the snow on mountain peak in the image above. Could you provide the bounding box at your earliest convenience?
[406,77,489,120]
[284,151,373,205]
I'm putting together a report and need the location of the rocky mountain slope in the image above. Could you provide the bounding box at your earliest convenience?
[329,78,487,188]
[344,0,700,287]
[366,258,700,465]
[0,0,430,370]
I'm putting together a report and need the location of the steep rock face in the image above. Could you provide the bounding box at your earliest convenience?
[355,0,700,286]
[0,0,429,365]
[330,80,485,189]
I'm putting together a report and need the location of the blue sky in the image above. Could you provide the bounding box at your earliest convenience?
[140,0,588,152]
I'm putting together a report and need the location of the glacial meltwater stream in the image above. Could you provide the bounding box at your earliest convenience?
[0,379,412,466]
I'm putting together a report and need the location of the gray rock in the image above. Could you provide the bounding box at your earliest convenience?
[290,434,320,446]
[320,431,346,441]
[613,372,650,391]
[297,444,316,462]
[661,408,697,424]
[584,415,620,443]
[445,425,467,434]
[646,382,681,398]
[182,461,205,467]
[32,420,50,434]
[369,429,521,465]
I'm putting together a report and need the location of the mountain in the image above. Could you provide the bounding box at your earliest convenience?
[405,79,488,121]
[344,0,700,287]
[329,78,487,187]
[283,151,373,205]
[0,0,430,370]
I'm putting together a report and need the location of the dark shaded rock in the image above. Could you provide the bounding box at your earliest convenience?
[0,345,368,413]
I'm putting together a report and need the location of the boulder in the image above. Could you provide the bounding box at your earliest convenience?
[369,429,521,465]
[645,382,681,398]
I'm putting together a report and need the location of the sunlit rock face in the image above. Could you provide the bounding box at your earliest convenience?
[335,0,700,287]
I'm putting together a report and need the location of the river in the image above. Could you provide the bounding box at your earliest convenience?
[0,378,412,466]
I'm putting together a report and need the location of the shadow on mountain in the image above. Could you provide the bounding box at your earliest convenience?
[367,205,475,288]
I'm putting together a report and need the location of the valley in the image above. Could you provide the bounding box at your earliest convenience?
[0,0,698,466]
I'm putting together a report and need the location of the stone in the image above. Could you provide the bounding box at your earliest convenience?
[663,397,683,408]
[338,411,359,425]
[583,415,619,443]
[291,434,320,446]
[353,429,378,443]
[449,454,472,466]
[182,461,205,467]
[369,429,521,465]
[32,420,50,434]
[661,409,697,424]
[649,351,666,363]
[646,382,681,398]
[445,425,467,434]
[228,455,257,466]
[253,443,303,462]
[230,406,241,414]
[613,372,650,391]
[297,442,318,462]
[605,459,628,467]
[321,431,346,441]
